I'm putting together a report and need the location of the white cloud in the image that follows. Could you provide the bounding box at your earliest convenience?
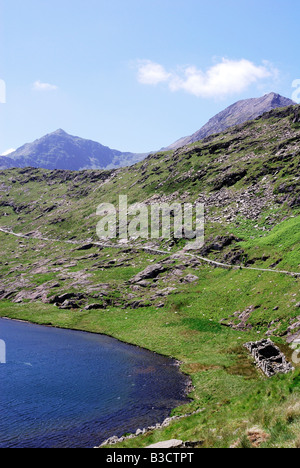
[33,80,58,91]
[137,60,171,85]
[136,58,277,98]
[1,148,16,156]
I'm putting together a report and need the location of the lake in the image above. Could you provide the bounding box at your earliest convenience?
[0,318,189,448]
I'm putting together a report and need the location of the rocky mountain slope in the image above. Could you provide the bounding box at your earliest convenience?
[1,102,299,312]
[0,129,147,171]
[0,103,299,448]
[166,92,295,150]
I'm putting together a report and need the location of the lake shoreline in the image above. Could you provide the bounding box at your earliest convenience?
[0,315,194,448]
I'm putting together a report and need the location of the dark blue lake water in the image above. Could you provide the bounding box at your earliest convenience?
[0,318,189,448]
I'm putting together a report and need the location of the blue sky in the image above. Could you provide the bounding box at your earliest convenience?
[0,0,300,155]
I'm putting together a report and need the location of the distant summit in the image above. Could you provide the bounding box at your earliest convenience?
[0,130,147,171]
[0,93,296,171]
[165,92,296,150]
[51,129,68,136]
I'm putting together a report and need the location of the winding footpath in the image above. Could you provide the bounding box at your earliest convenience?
[0,226,299,278]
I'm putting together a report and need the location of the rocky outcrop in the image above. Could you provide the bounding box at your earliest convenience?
[146,439,201,449]
[213,169,247,191]
[180,274,199,284]
[84,303,105,310]
[244,339,294,377]
[221,305,255,331]
[97,409,204,448]
[130,263,168,283]
[76,243,95,251]
[146,440,184,449]
[284,316,300,344]
[49,292,86,308]
[199,234,241,256]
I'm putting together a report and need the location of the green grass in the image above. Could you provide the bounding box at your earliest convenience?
[240,216,300,269]
[32,273,58,285]
[0,106,299,447]
[0,263,299,448]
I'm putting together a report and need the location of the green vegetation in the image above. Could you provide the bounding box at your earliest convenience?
[0,257,299,448]
[0,105,299,448]
[239,216,300,269]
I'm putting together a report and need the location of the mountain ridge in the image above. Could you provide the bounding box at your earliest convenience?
[0,130,148,171]
[0,92,295,171]
[165,92,295,150]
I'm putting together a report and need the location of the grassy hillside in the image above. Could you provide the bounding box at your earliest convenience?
[0,104,299,448]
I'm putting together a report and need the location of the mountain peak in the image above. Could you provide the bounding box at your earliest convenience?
[51,128,68,136]
[166,93,296,150]
[1,130,147,171]
[264,91,290,103]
